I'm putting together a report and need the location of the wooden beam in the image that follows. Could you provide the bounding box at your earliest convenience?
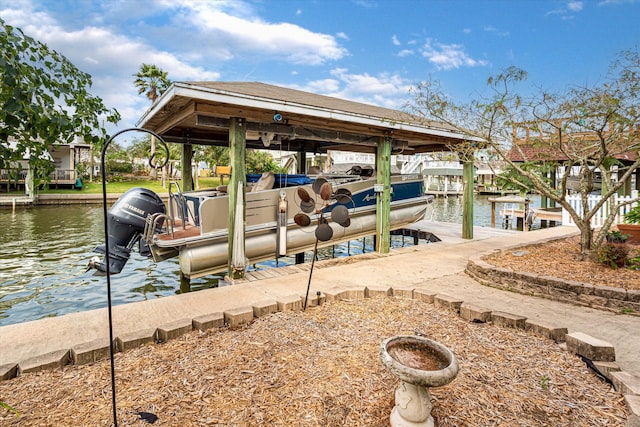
[375,136,392,253]
[462,159,474,239]
[197,114,380,145]
[156,101,196,135]
[228,117,247,280]
[181,130,193,191]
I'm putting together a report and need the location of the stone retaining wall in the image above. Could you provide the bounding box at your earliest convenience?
[466,252,640,316]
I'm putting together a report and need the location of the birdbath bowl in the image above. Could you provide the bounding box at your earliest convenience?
[379,335,459,427]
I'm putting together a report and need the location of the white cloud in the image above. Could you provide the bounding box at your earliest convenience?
[546,1,585,18]
[303,78,342,94]
[568,1,584,11]
[597,0,637,5]
[337,32,349,40]
[353,0,378,8]
[0,0,349,129]
[392,35,401,46]
[397,49,414,57]
[420,39,489,70]
[294,69,412,109]
[173,1,348,66]
[483,25,510,37]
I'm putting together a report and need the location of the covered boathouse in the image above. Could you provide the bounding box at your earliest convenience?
[135,81,478,278]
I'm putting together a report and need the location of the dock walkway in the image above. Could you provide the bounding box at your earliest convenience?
[1,222,639,388]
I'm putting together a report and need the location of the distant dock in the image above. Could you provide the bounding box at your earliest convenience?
[0,193,168,208]
[0,196,34,207]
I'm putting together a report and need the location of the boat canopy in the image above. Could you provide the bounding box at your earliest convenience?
[246,173,314,187]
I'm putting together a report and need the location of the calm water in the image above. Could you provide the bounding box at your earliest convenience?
[0,194,540,326]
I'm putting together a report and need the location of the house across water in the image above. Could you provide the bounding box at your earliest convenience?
[1,138,90,192]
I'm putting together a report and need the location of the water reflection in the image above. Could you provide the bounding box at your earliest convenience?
[0,205,191,326]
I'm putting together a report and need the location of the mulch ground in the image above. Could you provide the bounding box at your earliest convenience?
[483,235,640,291]
[0,297,628,426]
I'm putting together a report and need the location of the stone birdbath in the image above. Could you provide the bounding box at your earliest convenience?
[379,335,459,427]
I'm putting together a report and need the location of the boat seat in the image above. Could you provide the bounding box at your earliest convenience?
[251,172,275,192]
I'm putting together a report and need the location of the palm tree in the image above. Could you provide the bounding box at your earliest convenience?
[133,64,171,178]
[133,63,170,103]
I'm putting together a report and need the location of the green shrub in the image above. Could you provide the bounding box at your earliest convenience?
[597,242,629,268]
[106,161,133,174]
[627,256,640,270]
[605,230,629,243]
[624,205,640,224]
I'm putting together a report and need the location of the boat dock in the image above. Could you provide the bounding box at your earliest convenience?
[488,195,563,230]
[499,207,563,224]
[0,193,166,207]
[0,196,34,207]
[424,190,463,197]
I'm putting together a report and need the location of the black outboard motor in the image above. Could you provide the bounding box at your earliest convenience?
[92,187,165,274]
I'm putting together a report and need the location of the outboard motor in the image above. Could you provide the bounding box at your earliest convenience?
[92,187,165,274]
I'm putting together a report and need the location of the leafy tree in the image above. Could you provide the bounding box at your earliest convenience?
[133,63,170,103]
[201,146,230,171]
[128,136,152,161]
[1,18,120,188]
[496,162,556,194]
[104,141,133,174]
[133,64,170,178]
[408,50,640,256]
[246,149,285,173]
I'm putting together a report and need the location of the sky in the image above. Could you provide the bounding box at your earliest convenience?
[1,0,639,137]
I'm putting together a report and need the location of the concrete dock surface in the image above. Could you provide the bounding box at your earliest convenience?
[1,222,639,382]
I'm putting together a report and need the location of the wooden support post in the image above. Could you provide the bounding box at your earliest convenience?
[541,171,548,228]
[601,160,612,218]
[624,173,632,196]
[549,169,556,208]
[180,274,191,293]
[296,150,307,174]
[462,159,474,239]
[227,118,247,279]
[295,150,307,265]
[181,142,193,191]
[490,201,496,228]
[375,136,391,253]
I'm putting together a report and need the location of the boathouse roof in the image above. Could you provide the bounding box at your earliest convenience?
[136,81,474,154]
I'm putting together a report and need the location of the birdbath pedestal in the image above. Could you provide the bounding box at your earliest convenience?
[379,335,459,427]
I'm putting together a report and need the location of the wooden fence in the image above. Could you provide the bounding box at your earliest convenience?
[562,190,639,227]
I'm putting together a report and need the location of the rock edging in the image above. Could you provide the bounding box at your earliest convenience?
[1,287,638,422]
[466,251,640,316]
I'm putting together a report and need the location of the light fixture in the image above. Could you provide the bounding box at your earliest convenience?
[259,132,275,147]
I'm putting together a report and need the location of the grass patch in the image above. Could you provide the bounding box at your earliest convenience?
[4,176,224,195]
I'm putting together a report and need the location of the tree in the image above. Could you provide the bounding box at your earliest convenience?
[128,136,152,161]
[133,64,170,103]
[1,18,120,189]
[201,146,230,172]
[133,64,171,178]
[246,149,284,173]
[408,50,640,256]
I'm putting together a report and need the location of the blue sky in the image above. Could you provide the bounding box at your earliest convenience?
[1,0,638,134]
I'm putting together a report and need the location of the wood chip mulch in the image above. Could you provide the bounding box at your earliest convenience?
[483,235,640,291]
[0,297,628,426]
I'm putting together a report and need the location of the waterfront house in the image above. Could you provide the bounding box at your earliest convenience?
[1,137,91,191]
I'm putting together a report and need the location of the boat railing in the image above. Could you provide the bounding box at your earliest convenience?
[144,213,170,242]
[167,181,197,229]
